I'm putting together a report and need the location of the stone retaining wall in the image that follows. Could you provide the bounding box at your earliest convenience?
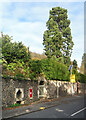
[2,78,86,107]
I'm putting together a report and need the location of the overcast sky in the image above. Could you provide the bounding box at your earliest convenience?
[0,1,85,67]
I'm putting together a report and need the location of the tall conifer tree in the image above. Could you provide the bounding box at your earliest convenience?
[43,7,74,63]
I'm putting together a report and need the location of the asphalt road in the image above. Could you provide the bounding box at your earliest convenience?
[16,96,86,118]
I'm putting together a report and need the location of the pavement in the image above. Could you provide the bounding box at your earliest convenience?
[2,94,85,119]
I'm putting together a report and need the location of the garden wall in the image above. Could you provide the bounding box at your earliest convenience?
[2,78,86,107]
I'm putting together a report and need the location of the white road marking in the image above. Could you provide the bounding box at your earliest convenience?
[71,107,86,116]
[56,108,64,112]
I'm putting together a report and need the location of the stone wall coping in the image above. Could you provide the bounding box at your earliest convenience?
[2,75,31,81]
[2,75,85,85]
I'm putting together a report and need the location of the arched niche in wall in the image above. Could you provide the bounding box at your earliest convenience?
[15,88,24,104]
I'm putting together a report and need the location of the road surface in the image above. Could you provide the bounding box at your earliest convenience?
[15,95,86,118]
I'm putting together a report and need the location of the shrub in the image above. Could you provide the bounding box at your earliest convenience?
[41,57,70,81]
[2,60,30,78]
[78,73,86,83]
[29,60,42,80]
[29,57,70,81]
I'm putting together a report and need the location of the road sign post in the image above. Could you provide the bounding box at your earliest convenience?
[69,65,75,95]
[71,67,73,95]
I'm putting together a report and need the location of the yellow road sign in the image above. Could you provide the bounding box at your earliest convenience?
[70,74,75,83]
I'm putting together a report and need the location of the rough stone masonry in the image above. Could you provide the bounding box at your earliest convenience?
[2,77,86,108]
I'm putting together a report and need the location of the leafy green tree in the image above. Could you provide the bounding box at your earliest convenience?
[43,7,74,64]
[1,33,13,63]
[1,33,31,63]
[11,42,31,63]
